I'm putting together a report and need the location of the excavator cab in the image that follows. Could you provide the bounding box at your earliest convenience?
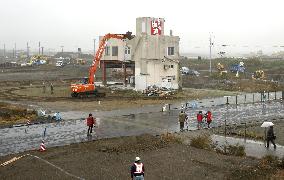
[82,77,88,84]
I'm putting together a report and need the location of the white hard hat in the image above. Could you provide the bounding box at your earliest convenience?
[135,157,141,162]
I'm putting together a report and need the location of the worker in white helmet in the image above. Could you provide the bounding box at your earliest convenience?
[130,157,145,180]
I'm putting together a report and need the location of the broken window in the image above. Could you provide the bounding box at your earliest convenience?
[125,46,131,55]
[105,46,110,56]
[168,47,174,56]
[112,46,118,56]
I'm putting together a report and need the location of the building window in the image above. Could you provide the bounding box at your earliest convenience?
[125,46,131,54]
[112,46,118,56]
[168,47,174,56]
[170,65,174,68]
[105,46,110,56]
[142,22,146,33]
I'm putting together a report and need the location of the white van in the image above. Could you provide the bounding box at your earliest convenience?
[56,60,64,67]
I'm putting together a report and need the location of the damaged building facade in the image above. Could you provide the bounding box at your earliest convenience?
[100,17,181,90]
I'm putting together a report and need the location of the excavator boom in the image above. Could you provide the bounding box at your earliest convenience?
[89,34,126,84]
[71,32,133,97]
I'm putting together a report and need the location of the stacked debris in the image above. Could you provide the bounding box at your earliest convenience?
[143,85,173,97]
[0,62,20,68]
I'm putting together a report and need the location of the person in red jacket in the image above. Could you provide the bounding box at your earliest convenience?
[205,111,212,128]
[86,113,96,135]
[197,111,203,130]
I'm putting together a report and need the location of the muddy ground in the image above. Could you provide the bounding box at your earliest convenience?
[0,133,279,180]
[0,61,284,179]
[0,102,37,126]
[0,62,281,124]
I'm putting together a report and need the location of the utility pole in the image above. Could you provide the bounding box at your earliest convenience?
[27,42,30,58]
[38,42,41,55]
[209,33,213,75]
[3,44,6,58]
[41,47,44,55]
[14,43,16,58]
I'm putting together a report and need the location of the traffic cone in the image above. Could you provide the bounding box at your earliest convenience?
[39,140,46,152]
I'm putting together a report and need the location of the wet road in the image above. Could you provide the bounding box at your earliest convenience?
[212,135,284,159]
[0,92,283,156]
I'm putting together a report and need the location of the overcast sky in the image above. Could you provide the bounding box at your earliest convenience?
[1,0,284,56]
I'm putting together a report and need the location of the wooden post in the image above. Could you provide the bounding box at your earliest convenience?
[244,123,247,139]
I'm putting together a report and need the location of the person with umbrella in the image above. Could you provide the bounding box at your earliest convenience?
[267,125,276,149]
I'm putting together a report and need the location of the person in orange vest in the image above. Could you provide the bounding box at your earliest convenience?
[130,157,145,180]
[197,111,203,130]
[205,111,212,128]
[86,113,96,135]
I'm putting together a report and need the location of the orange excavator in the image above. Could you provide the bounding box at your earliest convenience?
[71,32,133,97]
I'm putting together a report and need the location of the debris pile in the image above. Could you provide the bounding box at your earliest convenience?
[142,85,173,97]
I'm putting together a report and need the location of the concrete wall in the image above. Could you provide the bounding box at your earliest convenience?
[136,17,165,36]
[135,60,179,89]
[128,33,180,90]
[99,37,132,61]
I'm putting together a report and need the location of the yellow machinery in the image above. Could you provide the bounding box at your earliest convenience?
[252,70,265,80]
[216,63,227,75]
[76,58,86,65]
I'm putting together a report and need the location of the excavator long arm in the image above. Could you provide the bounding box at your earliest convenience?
[88,33,132,84]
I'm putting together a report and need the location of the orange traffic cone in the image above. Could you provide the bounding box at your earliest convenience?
[39,140,46,152]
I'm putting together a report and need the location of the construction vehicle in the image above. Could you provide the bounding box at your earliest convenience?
[76,58,86,65]
[70,32,133,97]
[252,70,265,80]
[230,62,245,77]
[216,63,227,75]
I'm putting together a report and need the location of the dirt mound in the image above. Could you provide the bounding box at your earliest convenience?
[87,134,180,154]
[0,102,36,125]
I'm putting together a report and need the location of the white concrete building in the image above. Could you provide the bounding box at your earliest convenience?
[129,17,181,90]
[100,17,181,90]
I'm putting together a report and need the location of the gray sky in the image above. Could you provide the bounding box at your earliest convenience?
[1,0,284,56]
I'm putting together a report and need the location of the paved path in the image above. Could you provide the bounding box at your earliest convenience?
[0,92,283,156]
[212,135,284,159]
